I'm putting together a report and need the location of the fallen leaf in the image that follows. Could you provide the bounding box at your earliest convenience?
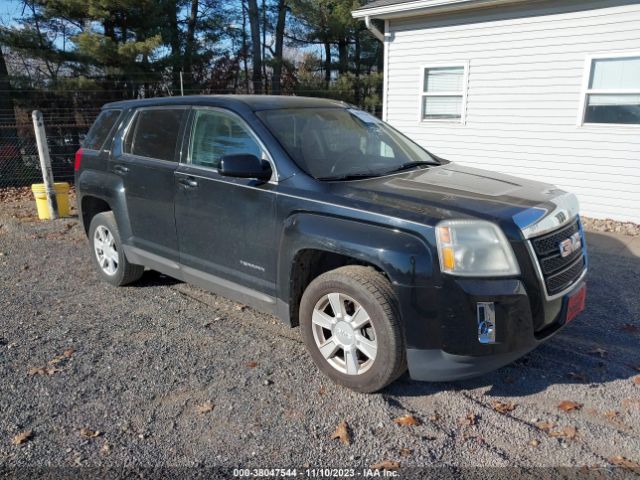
[548,426,577,439]
[399,448,413,457]
[27,366,61,376]
[492,401,516,414]
[558,400,583,412]
[48,348,76,366]
[620,323,639,334]
[79,428,101,438]
[529,439,540,447]
[622,399,640,410]
[608,456,640,471]
[11,430,33,445]
[588,347,608,358]
[196,401,214,414]
[246,361,258,368]
[393,415,420,426]
[459,413,479,426]
[633,376,640,385]
[535,421,555,432]
[370,460,400,471]
[331,421,350,445]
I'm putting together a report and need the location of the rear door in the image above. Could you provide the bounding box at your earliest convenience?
[174,107,278,307]
[111,106,188,262]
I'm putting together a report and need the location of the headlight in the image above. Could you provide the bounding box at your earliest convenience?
[436,220,520,277]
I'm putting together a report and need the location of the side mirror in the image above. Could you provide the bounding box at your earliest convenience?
[219,154,272,181]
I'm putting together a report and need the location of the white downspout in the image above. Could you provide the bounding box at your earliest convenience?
[364,16,384,42]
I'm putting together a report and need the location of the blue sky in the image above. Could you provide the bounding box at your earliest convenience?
[0,0,22,25]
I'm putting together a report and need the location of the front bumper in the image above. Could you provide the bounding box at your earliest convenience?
[404,279,586,382]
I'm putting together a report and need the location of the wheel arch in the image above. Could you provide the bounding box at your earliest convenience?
[77,169,131,240]
[277,213,434,327]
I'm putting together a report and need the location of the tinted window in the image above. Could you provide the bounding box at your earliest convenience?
[189,109,262,168]
[84,109,121,150]
[258,108,436,179]
[126,108,186,161]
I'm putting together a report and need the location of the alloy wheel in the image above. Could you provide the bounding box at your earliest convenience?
[311,292,378,375]
[93,225,119,276]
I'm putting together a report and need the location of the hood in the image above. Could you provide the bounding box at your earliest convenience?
[329,163,569,237]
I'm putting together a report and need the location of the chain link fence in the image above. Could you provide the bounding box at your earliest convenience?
[0,109,98,188]
[0,82,382,189]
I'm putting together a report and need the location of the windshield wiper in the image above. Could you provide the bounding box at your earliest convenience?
[317,172,380,181]
[383,161,439,175]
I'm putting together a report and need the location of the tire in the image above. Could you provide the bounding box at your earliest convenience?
[300,266,407,393]
[88,212,144,286]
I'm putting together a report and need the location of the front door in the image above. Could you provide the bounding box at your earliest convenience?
[174,108,278,308]
[111,107,188,262]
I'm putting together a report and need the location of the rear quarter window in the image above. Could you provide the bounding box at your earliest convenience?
[124,108,187,162]
[83,109,122,150]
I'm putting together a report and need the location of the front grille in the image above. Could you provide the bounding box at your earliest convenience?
[530,218,586,296]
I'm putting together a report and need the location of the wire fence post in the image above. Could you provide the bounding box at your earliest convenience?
[31,110,59,219]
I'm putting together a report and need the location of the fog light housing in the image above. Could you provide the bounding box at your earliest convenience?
[477,302,496,344]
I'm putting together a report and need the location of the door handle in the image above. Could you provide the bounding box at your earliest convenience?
[114,164,129,175]
[178,177,199,189]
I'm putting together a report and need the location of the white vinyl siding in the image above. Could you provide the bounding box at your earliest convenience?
[384,1,640,223]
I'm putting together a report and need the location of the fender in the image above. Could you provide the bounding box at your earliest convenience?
[276,213,435,322]
[77,169,133,242]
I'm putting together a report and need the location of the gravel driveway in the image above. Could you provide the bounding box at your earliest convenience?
[1,193,639,477]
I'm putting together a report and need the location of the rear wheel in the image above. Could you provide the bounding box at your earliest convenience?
[300,266,406,393]
[88,212,144,286]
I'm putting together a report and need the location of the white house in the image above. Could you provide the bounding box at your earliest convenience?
[353,0,640,223]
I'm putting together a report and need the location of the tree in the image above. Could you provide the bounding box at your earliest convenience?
[271,0,287,94]
[0,45,18,143]
[184,0,200,92]
[247,0,262,93]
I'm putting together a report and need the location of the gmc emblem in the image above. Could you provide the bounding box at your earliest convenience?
[559,232,582,258]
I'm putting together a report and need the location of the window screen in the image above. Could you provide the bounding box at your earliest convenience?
[126,108,186,161]
[83,109,121,150]
[189,109,262,169]
[584,56,640,125]
[421,66,466,121]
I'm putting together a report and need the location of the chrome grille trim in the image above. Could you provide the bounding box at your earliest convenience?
[525,216,587,301]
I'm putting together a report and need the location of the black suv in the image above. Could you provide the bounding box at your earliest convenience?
[76,96,587,392]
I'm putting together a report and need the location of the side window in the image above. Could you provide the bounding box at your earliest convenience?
[189,109,262,169]
[420,64,468,123]
[124,108,186,161]
[84,109,122,150]
[580,55,640,125]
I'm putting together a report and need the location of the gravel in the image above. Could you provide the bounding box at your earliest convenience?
[581,216,640,238]
[1,194,639,476]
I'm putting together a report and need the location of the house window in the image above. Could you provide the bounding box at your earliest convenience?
[581,54,640,125]
[421,64,468,123]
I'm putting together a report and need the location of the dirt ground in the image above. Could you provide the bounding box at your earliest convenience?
[1,191,639,478]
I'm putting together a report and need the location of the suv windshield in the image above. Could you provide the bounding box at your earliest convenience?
[257,107,439,180]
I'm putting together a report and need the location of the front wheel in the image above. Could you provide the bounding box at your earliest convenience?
[300,266,406,393]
